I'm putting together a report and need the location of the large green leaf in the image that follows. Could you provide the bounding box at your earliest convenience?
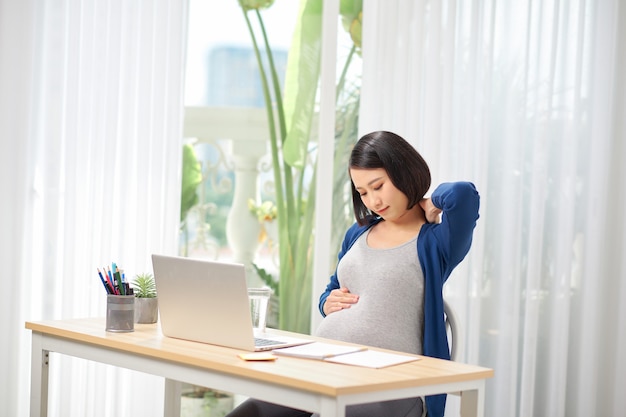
[282,0,323,169]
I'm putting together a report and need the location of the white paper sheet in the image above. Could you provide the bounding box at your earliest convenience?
[323,349,421,368]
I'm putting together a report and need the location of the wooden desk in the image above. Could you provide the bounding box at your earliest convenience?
[26,318,493,417]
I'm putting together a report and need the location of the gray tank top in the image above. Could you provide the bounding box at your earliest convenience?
[315,230,424,354]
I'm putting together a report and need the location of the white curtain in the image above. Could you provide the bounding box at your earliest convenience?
[360,1,625,416]
[0,0,188,416]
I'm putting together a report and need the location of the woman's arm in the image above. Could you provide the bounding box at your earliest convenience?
[317,222,370,316]
[428,182,480,266]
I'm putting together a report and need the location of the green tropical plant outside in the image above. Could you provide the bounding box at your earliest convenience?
[180,143,203,223]
[180,143,204,256]
[238,0,362,333]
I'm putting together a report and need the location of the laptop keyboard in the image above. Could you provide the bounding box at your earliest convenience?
[254,337,286,347]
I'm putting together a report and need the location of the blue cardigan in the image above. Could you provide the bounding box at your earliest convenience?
[318,182,480,417]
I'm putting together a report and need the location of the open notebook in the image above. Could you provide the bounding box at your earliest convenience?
[151,254,312,351]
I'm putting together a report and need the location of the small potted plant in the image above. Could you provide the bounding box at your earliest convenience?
[131,273,158,324]
[180,383,234,417]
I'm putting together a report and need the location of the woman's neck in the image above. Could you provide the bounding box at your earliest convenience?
[368,207,426,248]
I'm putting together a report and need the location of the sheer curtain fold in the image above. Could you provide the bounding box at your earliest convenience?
[360,0,625,416]
[0,0,188,416]
[0,2,36,416]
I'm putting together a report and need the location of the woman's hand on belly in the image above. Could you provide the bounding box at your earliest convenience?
[323,287,360,316]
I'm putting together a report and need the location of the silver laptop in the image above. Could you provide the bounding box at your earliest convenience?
[151,254,312,351]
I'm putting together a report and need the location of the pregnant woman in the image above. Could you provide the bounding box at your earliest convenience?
[226,130,480,417]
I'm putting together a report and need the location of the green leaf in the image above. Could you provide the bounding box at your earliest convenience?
[251,263,279,296]
[282,0,323,169]
[339,0,363,30]
[180,143,202,222]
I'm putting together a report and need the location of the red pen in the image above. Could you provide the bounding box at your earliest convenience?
[106,267,118,294]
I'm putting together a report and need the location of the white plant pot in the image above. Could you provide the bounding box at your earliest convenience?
[134,297,158,324]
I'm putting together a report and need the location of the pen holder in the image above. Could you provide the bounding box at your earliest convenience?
[106,294,135,332]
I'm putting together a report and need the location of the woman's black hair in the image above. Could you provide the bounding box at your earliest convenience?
[349,131,431,225]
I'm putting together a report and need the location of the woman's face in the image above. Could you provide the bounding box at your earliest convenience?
[350,168,410,221]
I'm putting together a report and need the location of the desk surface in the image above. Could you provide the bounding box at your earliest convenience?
[26,318,493,398]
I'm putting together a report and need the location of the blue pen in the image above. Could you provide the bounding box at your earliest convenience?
[122,270,130,294]
[97,268,111,294]
[104,267,115,293]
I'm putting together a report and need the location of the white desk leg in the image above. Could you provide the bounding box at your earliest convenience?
[164,378,182,417]
[460,385,485,417]
[318,397,343,417]
[30,333,49,417]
